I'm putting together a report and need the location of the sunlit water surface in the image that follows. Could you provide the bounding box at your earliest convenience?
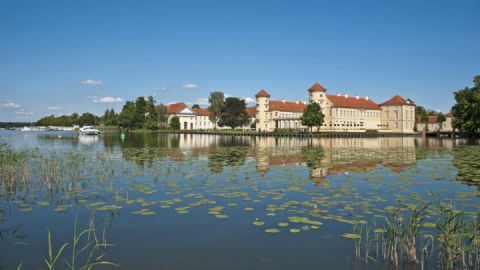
[0,131,479,269]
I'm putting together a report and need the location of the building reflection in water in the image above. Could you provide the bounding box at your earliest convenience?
[104,132,478,184]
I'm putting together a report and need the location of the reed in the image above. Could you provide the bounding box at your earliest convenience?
[43,215,117,270]
[349,196,479,270]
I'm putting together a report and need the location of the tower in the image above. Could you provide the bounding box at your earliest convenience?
[308,82,328,131]
[308,82,327,104]
[255,89,271,132]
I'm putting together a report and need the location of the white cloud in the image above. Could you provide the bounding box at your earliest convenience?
[243,97,255,104]
[154,86,168,91]
[92,96,124,103]
[181,83,198,89]
[194,98,209,106]
[47,106,62,111]
[15,110,34,116]
[1,102,21,109]
[81,79,103,86]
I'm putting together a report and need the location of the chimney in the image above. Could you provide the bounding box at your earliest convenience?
[295,100,299,104]
[337,93,341,96]
[365,96,369,100]
[356,95,359,100]
[345,94,349,98]
[282,99,286,103]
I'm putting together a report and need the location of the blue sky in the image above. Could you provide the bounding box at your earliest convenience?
[0,0,479,121]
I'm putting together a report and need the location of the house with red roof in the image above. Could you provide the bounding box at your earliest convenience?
[416,112,455,133]
[256,82,416,133]
[166,102,256,130]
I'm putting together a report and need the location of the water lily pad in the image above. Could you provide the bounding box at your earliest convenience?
[422,222,436,228]
[342,233,361,239]
[264,228,280,233]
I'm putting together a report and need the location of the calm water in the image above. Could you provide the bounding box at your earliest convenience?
[0,131,479,269]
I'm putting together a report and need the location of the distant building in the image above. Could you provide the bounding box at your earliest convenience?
[416,112,454,132]
[166,102,256,130]
[256,82,415,133]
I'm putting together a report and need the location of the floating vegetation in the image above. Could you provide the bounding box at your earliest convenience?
[264,228,280,234]
[253,221,265,226]
[1,135,479,269]
[132,209,156,216]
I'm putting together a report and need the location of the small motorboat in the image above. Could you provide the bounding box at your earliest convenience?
[78,126,101,135]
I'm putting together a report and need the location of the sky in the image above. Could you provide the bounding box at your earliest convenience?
[0,0,479,122]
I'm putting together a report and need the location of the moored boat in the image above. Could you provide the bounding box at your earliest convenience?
[78,126,101,135]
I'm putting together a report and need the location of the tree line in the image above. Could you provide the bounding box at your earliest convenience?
[34,75,479,136]
[35,93,253,130]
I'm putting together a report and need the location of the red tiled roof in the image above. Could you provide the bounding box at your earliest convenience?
[255,89,271,98]
[427,115,438,124]
[326,95,381,110]
[192,108,210,116]
[166,103,187,114]
[446,112,453,118]
[308,82,327,92]
[380,95,414,106]
[245,107,256,117]
[269,100,307,112]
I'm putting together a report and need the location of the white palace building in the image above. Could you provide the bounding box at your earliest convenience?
[164,82,416,133]
[255,82,416,133]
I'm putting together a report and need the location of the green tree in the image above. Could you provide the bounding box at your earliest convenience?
[118,101,136,129]
[155,104,168,127]
[77,113,98,126]
[192,104,200,109]
[169,116,180,130]
[145,96,157,119]
[218,97,249,129]
[134,97,148,129]
[143,119,159,130]
[301,102,324,132]
[415,106,428,123]
[436,112,446,131]
[208,92,224,129]
[451,75,480,137]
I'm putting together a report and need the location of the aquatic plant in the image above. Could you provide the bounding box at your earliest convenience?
[345,196,479,270]
[43,216,117,270]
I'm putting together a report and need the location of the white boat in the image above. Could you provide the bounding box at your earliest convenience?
[78,126,101,135]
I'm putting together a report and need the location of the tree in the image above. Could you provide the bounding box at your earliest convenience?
[155,104,168,127]
[77,113,98,126]
[102,108,117,126]
[143,119,158,130]
[301,102,324,132]
[415,106,428,123]
[192,104,200,109]
[145,96,157,119]
[208,92,224,129]
[118,101,136,129]
[218,97,250,129]
[451,75,480,137]
[169,116,180,130]
[134,97,148,129]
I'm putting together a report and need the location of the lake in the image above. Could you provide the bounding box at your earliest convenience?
[0,131,479,269]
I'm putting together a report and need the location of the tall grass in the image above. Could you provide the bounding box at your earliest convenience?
[346,195,479,269]
[0,142,121,198]
[43,216,117,270]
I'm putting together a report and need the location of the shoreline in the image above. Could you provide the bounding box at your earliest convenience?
[104,128,423,138]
